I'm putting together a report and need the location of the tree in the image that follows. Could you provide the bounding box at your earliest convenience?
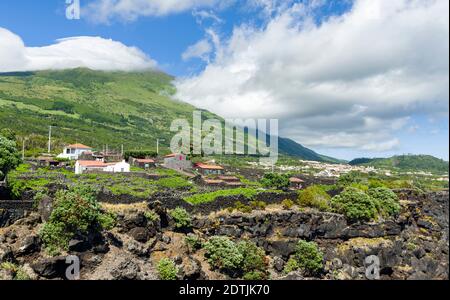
[260,173,290,190]
[0,134,21,180]
[0,129,16,141]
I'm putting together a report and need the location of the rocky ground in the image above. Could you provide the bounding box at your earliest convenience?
[0,189,448,280]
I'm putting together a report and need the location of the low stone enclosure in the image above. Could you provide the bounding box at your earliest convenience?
[0,187,448,280]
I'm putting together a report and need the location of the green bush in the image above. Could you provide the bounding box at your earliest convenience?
[233,201,253,213]
[281,199,295,210]
[284,240,323,276]
[298,186,331,211]
[169,207,192,229]
[185,234,202,252]
[157,258,178,280]
[331,187,378,221]
[243,270,267,280]
[260,173,290,190]
[0,135,21,180]
[144,210,160,224]
[368,187,401,217]
[204,237,268,278]
[237,241,267,277]
[283,257,300,274]
[0,262,30,280]
[337,171,365,188]
[39,186,115,254]
[250,200,266,210]
[204,236,243,271]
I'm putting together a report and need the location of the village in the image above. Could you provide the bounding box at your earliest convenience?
[31,142,308,191]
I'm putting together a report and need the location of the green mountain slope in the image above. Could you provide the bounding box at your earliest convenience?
[349,155,449,174]
[0,68,335,161]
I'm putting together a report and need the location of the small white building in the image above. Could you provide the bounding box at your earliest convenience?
[57,144,93,160]
[75,160,130,175]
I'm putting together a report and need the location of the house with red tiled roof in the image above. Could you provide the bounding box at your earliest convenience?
[57,143,93,160]
[130,158,156,170]
[194,162,225,176]
[289,177,305,190]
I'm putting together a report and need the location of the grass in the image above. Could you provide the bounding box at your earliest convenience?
[7,164,194,200]
[184,188,260,205]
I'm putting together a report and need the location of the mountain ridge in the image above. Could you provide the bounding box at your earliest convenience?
[349,154,449,174]
[0,68,338,162]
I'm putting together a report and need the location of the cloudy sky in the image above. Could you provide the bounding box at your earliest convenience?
[0,0,448,160]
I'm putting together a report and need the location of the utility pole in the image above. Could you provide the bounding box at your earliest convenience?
[157,139,165,156]
[22,137,26,160]
[48,126,52,154]
[121,144,124,156]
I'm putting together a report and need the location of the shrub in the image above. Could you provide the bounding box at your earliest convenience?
[169,207,192,229]
[237,241,267,276]
[157,258,178,280]
[298,186,331,211]
[368,187,401,217]
[1,262,30,280]
[233,201,253,213]
[0,134,21,180]
[281,199,295,210]
[39,186,115,254]
[331,187,378,221]
[185,234,203,252]
[144,210,160,224]
[284,240,323,276]
[283,257,300,274]
[250,200,266,210]
[204,236,243,271]
[204,237,268,278]
[337,171,365,188]
[243,270,267,280]
[260,173,290,190]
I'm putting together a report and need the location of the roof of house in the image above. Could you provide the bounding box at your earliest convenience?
[67,143,92,149]
[218,176,240,181]
[203,179,224,185]
[289,177,305,183]
[136,159,155,163]
[195,163,224,170]
[77,160,108,167]
[164,153,186,158]
[224,182,244,186]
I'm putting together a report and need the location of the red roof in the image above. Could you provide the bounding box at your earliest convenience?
[67,143,92,149]
[164,153,177,158]
[195,163,224,170]
[77,160,107,167]
[136,159,155,163]
[204,179,224,185]
[218,176,239,181]
[289,177,305,183]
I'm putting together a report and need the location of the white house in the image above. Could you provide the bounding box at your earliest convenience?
[75,160,130,175]
[57,143,93,160]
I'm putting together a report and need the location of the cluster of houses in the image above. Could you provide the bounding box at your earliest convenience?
[32,142,306,191]
[51,143,232,179]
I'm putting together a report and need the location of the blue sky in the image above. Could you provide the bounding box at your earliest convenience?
[0,0,448,161]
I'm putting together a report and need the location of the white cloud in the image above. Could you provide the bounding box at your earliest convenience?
[192,9,223,24]
[175,0,449,153]
[84,0,234,23]
[0,28,156,72]
[182,39,213,62]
